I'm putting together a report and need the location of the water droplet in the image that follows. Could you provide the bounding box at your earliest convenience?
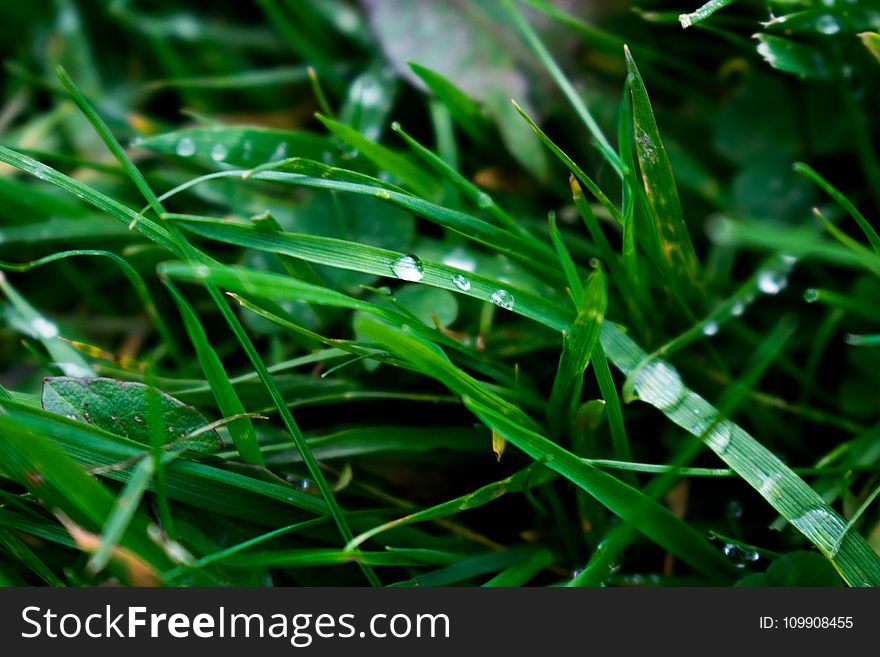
[452,274,471,292]
[167,426,175,433]
[632,361,686,410]
[571,567,585,578]
[175,137,196,157]
[780,253,798,266]
[731,301,745,317]
[134,415,144,424]
[270,142,288,161]
[816,14,841,34]
[82,412,92,423]
[759,473,784,500]
[65,413,77,420]
[705,214,733,244]
[193,264,211,278]
[210,143,228,162]
[704,419,733,454]
[392,254,424,282]
[702,321,719,337]
[31,317,58,339]
[804,288,819,303]
[360,83,382,108]
[490,289,515,310]
[723,543,760,568]
[790,507,848,557]
[758,269,788,295]
[476,192,493,209]
[375,190,391,200]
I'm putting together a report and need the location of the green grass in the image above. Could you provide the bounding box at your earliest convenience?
[0,0,878,587]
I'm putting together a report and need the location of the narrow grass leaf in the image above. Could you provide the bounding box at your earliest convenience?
[548,269,607,437]
[625,46,702,294]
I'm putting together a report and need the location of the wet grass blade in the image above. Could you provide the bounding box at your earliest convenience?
[624,46,702,295]
[600,323,880,586]
[355,314,737,582]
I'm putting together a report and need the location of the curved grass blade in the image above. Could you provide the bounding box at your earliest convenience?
[316,114,440,199]
[391,121,527,236]
[601,323,880,586]
[793,162,880,253]
[503,0,624,175]
[57,70,376,583]
[355,314,738,582]
[347,465,556,550]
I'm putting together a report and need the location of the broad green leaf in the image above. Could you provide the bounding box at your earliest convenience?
[42,377,221,453]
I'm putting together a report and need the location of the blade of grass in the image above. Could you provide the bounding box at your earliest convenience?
[624,46,702,296]
[548,268,606,437]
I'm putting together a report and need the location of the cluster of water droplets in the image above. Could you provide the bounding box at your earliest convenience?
[390,253,514,311]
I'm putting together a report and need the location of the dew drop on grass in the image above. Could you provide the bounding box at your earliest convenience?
[392,254,424,282]
[175,137,196,157]
[270,142,288,161]
[375,190,391,200]
[210,143,228,162]
[490,289,514,310]
[632,361,686,410]
[758,269,788,295]
[722,544,760,568]
[452,274,471,292]
[790,507,848,557]
[702,321,719,337]
[476,192,493,209]
[731,301,745,317]
[703,419,733,454]
[134,415,144,424]
[758,473,784,500]
[804,288,819,303]
[816,15,841,34]
[31,317,59,339]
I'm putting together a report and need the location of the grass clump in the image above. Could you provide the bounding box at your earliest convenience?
[0,0,878,587]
